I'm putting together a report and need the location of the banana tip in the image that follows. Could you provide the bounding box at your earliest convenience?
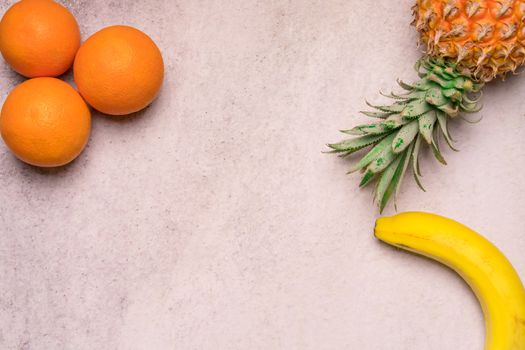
[374,217,389,241]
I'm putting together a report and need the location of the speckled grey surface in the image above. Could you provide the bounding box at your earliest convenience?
[1,1,524,349]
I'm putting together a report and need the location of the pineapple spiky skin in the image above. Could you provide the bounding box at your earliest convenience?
[414,0,525,81]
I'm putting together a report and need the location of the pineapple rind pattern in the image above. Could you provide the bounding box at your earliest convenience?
[414,0,525,81]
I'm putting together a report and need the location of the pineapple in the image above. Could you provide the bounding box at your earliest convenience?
[329,0,525,212]
[415,0,525,81]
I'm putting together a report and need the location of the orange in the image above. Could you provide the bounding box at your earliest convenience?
[0,78,91,167]
[0,0,81,78]
[74,25,164,116]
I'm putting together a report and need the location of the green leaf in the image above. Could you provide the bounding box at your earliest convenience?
[360,111,392,119]
[341,122,391,136]
[375,155,402,213]
[401,99,433,118]
[453,77,466,89]
[379,91,410,100]
[327,133,386,153]
[427,74,455,89]
[431,132,447,165]
[414,58,429,72]
[412,135,425,191]
[471,82,483,92]
[443,88,462,101]
[443,66,459,78]
[460,101,483,113]
[339,128,366,136]
[392,120,419,154]
[395,142,414,199]
[419,110,437,144]
[431,66,456,80]
[409,90,429,100]
[413,79,435,91]
[367,145,397,174]
[359,169,375,187]
[396,79,415,91]
[366,101,406,113]
[386,90,412,99]
[348,133,396,173]
[434,124,441,149]
[437,102,459,117]
[425,88,448,106]
[383,114,410,129]
[462,92,482,105]
[326,57,487,211]
[379,149,411,213]
[436,111,458,151]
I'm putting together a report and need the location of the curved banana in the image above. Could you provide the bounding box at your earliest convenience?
[375,212,525,350]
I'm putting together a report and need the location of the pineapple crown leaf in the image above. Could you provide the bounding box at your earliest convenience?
[329,57,485,212]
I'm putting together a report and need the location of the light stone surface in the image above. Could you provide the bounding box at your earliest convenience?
[1,1,525,349]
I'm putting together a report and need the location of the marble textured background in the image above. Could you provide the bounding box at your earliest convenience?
[1,1,524,349]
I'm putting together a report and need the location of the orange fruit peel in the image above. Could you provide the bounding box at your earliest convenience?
[74,25,164,116]
[0,0,81,78]
[0,77,91,167]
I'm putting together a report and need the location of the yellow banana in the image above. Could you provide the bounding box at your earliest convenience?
[375,212,525,350]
